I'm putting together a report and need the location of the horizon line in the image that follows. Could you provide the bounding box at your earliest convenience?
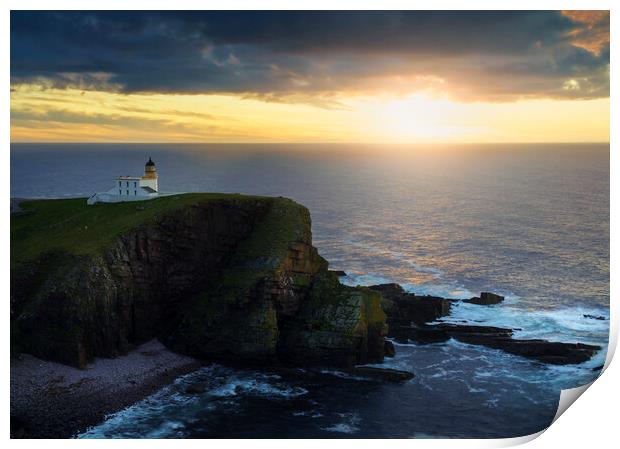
[10,141,611,146]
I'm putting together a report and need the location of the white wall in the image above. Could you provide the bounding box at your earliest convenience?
[87,173,160,205]
[140,177,158,192]
[114,178,146,197]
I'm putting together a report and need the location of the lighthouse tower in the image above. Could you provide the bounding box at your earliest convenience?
[141,157,158,192]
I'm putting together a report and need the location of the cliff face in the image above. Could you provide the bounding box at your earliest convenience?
[279,271,387,367]
[11,195,387,369]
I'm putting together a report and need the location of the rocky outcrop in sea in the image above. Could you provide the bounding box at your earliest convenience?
[369,283,600,365]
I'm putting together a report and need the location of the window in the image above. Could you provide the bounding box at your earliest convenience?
[134,182,137,188]
[119,189,122,195]
[118,181,121,187]
[134,190,137,195]
[126,190,129,195]
[126,181,129,188]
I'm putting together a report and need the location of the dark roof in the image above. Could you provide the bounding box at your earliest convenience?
[145,157,155,167]
[141,186,157,193]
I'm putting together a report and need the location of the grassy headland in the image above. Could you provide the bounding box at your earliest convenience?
[10,193,277,267]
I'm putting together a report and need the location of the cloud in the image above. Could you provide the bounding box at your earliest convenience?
[11,107,181,128]
[10,11,609,103]
[562,10,610,55]
[9,106,237,141]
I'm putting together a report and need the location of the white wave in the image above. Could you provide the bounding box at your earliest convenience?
[142,420,187,439]
[412,432,453,439]
[78,387,202,438]
[318,369,367,381]
[439,300,609,349]
[321,423,359,434]
[208,377,308,399]
[321,412,361,434]
[292,410,324,418]
[79,366,308,438]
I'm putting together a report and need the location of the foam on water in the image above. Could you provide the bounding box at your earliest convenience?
[321,412,361,434]
[318,369,367,381]
[79,365,308,438]
[79,386,202,438]
[208,377,308,399]
[439,296,610,362]
[388,334,603,393]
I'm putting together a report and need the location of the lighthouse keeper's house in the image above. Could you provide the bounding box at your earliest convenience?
[87,158,161,205]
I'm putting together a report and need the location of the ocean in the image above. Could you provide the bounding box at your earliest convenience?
[10,143,610,438]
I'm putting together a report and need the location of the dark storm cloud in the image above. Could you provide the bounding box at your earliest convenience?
[10,11,610,101]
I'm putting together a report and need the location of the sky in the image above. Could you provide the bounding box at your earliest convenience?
[10,11,610,143]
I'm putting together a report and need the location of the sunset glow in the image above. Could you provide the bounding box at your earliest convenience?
[10,11,610,143]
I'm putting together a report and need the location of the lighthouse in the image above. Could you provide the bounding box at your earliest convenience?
[87,157,165,205]
[141,157,158,192]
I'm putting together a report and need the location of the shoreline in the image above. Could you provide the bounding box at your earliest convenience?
[10,339,202,439]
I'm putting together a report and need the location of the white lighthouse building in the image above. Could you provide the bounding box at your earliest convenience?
[87,158,161,205]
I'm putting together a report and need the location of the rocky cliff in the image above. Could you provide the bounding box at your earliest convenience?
[11,194,387,369]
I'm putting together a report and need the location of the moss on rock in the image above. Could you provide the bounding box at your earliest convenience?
[278,271,387,367]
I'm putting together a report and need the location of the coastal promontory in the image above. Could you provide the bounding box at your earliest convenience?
[11,194,387,369]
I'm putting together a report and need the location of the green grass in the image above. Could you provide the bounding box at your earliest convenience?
[10,193,275,268]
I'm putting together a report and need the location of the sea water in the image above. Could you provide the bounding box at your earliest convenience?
[10,143,609,438]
